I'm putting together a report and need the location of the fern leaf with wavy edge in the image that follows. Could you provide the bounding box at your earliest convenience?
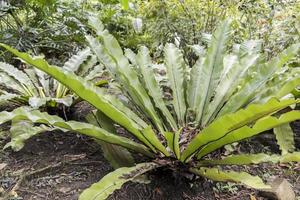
[86,34,169,151]
[57,47,93,98]
[0,61,37,96]
[164,43,187,126]
[100,31,164,133]
[84,64,105,82]
[274,123,295,155]
[124,48,137,66]
[190,167,271,190]
[0,72,25,94]
[137,46,178,131]
[218,43,300,117]
[4,120,51,151]
[0,93,20,104]
[87,28,164,134]
[191,20,231,124]
[0,107,153,157]
[196,110,300,159]
[276,77,300,99]
[78,54,98,77]
[86,36,118,76]
[63,47,91,72]
[202,53,259,126]
[79,162,159,200]
[0,43,157,150]
[187,56,205,116]
[181,98,299,161]
[197,153,300,166]
[32,68,50,96]
[251,68,300,104]
[88,17,164,132]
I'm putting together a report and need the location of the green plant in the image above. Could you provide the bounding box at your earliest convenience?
[0,18,300,199]
[138,0,300,60]
[0,0,90,64]
[0,47,105,110]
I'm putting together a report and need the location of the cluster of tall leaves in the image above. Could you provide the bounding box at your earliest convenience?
[0,18,299,200]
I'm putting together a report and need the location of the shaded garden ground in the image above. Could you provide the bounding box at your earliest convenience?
[0,122,299,200]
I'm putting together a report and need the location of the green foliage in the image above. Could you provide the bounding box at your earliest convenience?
[274,123,295,155]
[79,162,158,200]
[0,107,152,156]
[138,0,300,58]
[0,0,89,64]
[0,47,103,110]
[1,19,300,199]
[190,167,271,190]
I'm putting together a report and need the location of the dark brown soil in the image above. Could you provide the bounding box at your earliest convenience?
[0,122,299,200]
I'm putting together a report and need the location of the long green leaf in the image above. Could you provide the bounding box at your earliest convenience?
[165,129,181,158]
[0,44,154,149]
[0,72,25,94]
[88,20,164,133]
[196,110,300,159]
[0,93,20,104]
[0,61,37,96]
[187,56,205,119]
[181,98,298,161]
[191,20,231,124]
[137,46,178,131]
[218,43,300,116]
[276,77,300,98]
[198,153,280,166]
[79,162,158,200]
[0,107,153,157]
[190,167,271,190]
[202,53,259,125]
[273,123,295,155]
[197,153,300,166]
[142,126,169,156]
[124,48,137,66]
[164,43,187,125]
[250,67,300,104]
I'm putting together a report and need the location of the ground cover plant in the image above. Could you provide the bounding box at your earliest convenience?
[0,17,299,200]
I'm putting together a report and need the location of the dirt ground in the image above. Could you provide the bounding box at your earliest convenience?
[0,121,299,200]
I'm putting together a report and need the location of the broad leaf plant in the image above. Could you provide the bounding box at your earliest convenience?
[0,47,105,109]
[0,18,300,199]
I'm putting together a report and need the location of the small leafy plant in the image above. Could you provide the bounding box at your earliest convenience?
[0,18,299,199]
[0,47,105,109]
